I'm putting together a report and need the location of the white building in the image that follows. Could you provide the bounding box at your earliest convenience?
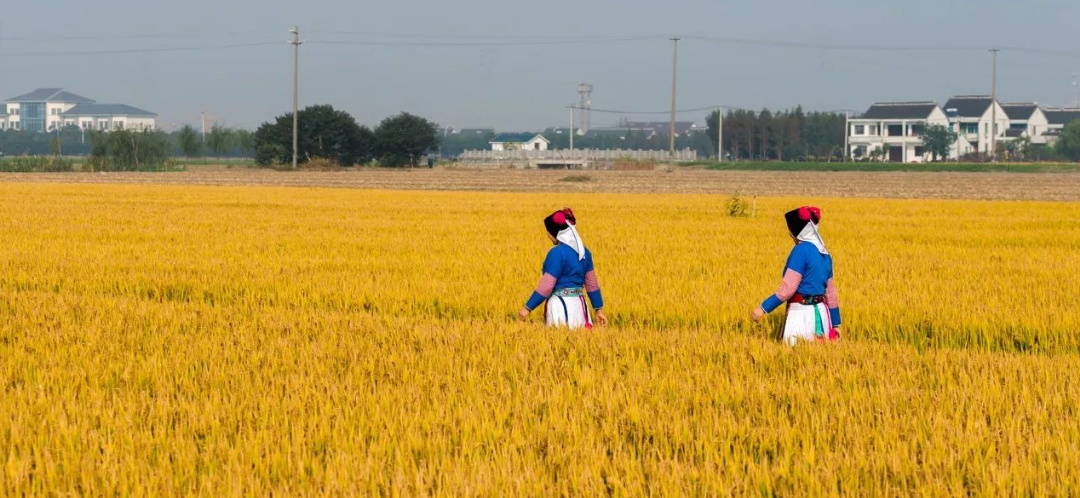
[942,96,1011,158]
[1000,103,1050,145]
[489,133,550,152]
[848,102,949,163]
[1044,108,1080,139]
[3,88,156,133]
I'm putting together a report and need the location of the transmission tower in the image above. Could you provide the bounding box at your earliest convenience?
[577,83,593,133]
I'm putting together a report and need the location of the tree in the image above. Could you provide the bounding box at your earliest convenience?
[253,104,374,167]
[1054,121,1080,162]
[375,112,440,167]
[206,126,234,156]
[177,125,202,158]
[233,130,255,157]
[920,124,957,162]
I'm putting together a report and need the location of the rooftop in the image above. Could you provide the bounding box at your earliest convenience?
[490,132,545,143]
[1044,108,1080,126]
[62,103,156,117]
[861,102,940,120]
[5,88,95,104]
[943,96,996,118]
[1001,103,1040,120]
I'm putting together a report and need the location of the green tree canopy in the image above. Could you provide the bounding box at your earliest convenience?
[177,125,202,158]
[375,113,440,167]
[206,126,234,156]
[920,124,957,162]
[253,104,374,167]
[1055,121,1080,162]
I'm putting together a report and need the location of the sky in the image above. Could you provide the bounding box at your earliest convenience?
[2,0,1078,131]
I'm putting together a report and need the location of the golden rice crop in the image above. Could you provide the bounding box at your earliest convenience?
[1,182,1079,496]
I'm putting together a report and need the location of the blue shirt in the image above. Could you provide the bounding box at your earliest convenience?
[524,243,604,311]
[762,242,841,326]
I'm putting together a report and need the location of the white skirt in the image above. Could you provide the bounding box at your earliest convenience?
[782,302,835,346]
[545,294,593,329]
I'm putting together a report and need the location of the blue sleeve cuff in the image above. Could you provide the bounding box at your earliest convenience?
[830,307,841,327]
[587,290,604,310]
[525,291,546,311]
[761,295,784,314]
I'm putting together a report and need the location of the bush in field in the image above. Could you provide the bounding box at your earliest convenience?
[0,156,75,172]
[254,104,374,168]
[85,130,179,172]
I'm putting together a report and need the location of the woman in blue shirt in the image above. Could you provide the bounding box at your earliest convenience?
[518,208,607,329]
[752,206,841,344]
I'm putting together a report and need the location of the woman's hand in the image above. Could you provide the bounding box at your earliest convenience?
[517,307,531,321]
[594,309,608,327]
[751,306,766,323]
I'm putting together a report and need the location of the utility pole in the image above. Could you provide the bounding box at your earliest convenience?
[843,111,850,162]
[716,107,724,162]
[1073,72,1078,108]
[289,26,303,170]
[669,37,680,157]
[569,105,575,153]
[990,48,1000,161]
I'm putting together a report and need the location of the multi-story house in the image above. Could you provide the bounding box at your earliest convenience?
[1000,103,1050,145]
[4,88,156,132]
[847,102,948,162]
[1044,107,1080,139]
[942,95,1011,158]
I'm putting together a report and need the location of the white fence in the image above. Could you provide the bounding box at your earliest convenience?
[458,149,698,162]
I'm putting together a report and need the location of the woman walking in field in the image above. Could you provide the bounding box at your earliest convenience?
[751,206,841,345]
[518,208,608,329]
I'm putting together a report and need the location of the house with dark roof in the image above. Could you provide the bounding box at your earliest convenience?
[4,88,156,132]
[1000,103,1050,145]
[489,133,549,152]
[942,95,1011,157]
[847,102,948,162]
[1044,108,1080,135]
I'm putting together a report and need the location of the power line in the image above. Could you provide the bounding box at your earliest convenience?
[0,31,268,42]
[316,30,665,41]
[1,42,282,57]
[307,36,658,47]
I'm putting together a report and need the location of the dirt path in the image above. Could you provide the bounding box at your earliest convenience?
[4,167,1080,201]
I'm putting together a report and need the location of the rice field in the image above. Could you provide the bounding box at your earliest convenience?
[1,182,1079,496]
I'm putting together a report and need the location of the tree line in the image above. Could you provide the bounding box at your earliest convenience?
[707,107,847,161]
[253,105,439,168]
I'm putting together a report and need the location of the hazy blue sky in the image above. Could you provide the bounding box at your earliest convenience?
[2,0,1078,131]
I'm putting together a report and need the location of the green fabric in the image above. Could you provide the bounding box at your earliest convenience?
[814,304,825,338]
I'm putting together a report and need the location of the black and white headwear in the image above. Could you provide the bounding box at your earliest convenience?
[784,206,828,255]
[543,208,586,260]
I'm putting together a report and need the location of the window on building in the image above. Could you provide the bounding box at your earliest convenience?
[961,123,978,135]
[910,125,923,137]
[887,124,904,137]
[914,146,925,157]
[854,125,865,135]
[116,122,124,130]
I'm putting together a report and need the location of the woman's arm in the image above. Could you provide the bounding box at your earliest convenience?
[520,251,562,319]
[752,248,805,322]
[761,269,803,313]
[584,252,604,310]
[524,274,558,312]
[825,277,841,328]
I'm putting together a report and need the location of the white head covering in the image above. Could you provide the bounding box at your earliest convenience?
[556,223,586,261]
[795,221,829,255]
